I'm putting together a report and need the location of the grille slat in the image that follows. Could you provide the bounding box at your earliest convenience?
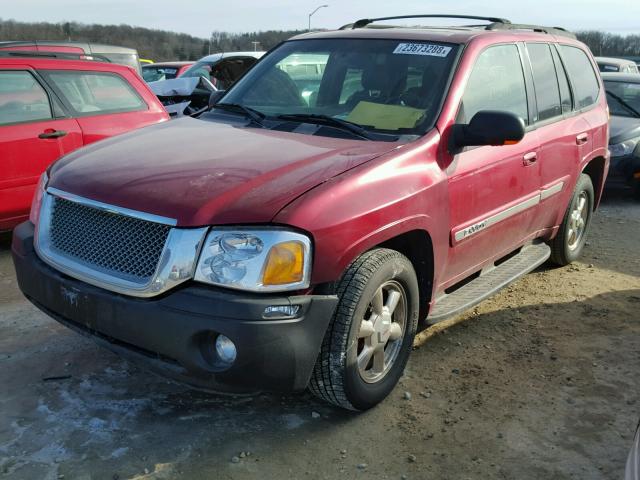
[49,197,171,283]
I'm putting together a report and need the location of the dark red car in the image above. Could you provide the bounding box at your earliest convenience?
[0,52,168,230]
[12,15,609,410]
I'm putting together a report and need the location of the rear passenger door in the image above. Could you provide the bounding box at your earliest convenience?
[40,69,161,144]
[445,44,541,285]
[525,43,600,233]
[0,68,82,227]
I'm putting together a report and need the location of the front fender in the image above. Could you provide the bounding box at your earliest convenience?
[274,132,449,291]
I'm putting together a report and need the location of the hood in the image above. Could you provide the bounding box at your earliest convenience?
[609,115,640,144]
[49,118,398,226]
[148,77,202,97]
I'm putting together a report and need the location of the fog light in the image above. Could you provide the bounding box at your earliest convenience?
[215,334,237,364]
[263,305,300,319]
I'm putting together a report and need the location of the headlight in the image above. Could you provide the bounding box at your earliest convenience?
[609,138,639,158]
[194,228,312,292]
[29,171,48,225]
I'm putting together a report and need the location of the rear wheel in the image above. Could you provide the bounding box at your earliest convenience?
[549,173,594,266]
[309,249,419,410]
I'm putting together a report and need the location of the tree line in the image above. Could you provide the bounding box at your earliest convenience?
[0,18,304,61]
[0,18,638,62]
[577,30,640,59]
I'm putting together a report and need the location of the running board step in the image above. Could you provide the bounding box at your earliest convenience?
[427,243,551,324]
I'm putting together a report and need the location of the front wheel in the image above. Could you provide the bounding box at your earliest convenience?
[309,249,419,410]
[549,173,594,266]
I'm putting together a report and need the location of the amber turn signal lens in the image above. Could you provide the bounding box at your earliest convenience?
[262,241,305,286]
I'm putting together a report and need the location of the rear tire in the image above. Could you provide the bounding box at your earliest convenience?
[309,249,419,410]
[549,173,594,266]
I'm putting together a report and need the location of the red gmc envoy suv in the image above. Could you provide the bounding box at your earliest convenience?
[12,15,609,410]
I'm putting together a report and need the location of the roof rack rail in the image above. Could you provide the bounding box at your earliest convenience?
[485,22,576,38]
[0,51,112,63]
[340,14,511,30]
[339,14,576,38]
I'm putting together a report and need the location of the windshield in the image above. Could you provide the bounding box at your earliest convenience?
[605,80,640,118]
[182,61,216,79]
[219,38,459,137]
[142,66,180,82]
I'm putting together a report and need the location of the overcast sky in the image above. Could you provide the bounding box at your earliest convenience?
[3,1,639,37]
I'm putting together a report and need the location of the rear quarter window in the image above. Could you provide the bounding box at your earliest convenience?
[559,46,600,109]
[43,71,146,116]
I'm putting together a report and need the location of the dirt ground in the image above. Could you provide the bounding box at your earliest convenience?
[1,189,639,480]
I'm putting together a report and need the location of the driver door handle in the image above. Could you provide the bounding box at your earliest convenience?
[38,129,67,139]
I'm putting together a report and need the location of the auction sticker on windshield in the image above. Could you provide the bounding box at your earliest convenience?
[393,43,452,57]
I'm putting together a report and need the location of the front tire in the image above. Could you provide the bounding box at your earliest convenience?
[549,173,594,266]
[309,249,419,410]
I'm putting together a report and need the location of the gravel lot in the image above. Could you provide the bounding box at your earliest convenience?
[1,189,639,480]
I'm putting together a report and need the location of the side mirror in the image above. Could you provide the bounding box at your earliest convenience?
[208,90,227,108]
[451,111,525,150]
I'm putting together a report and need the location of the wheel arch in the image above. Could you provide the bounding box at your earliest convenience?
[376,229,434,321]
[330,218,438,322]
[582,155,608,209]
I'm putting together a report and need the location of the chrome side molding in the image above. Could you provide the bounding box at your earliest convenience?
[454,181,565,242]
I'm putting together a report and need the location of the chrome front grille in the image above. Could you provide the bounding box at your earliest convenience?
[48,196,171,283]
[36,189,208,298]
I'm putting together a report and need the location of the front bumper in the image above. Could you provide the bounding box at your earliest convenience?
[12,221,338,393]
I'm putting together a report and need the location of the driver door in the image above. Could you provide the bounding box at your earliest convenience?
[444,44,542,286]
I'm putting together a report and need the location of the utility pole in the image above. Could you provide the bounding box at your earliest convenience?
[308,4,328,32]
[251,41,260,52]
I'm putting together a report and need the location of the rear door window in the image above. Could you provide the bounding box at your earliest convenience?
[559,46,600,109]
[527,43,562,122]
[460,44,529,124]
[0,71,52,126]
[43,71,146,116]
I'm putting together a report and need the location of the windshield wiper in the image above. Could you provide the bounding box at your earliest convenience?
[606,91,640,118]
[276,113,377,140]
[214,103,267,127]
